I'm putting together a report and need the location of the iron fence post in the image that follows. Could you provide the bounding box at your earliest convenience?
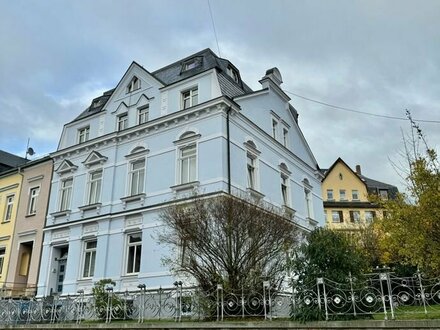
[385,272,395,320]
[417,270,428,315]
[349,272,356,317]
[379,272,388,320]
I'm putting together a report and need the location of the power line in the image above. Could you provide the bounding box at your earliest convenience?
[207,0,221,57]
[283,89,440,124]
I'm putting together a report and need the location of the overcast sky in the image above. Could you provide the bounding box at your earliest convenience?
[1,0,439,192]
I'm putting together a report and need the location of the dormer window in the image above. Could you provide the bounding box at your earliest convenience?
[127,76,141,93]
[182,57,202,72]
[227,66,240,83]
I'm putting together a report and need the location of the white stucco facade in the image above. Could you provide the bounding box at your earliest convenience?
[37,49,324,296]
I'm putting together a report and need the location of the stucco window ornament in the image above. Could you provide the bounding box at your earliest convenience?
[55,160,78,175]
[82,151,108,168]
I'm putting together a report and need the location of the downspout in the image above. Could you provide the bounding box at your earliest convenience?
[226,106,232,194]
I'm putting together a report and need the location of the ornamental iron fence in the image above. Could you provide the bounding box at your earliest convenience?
[0,271,438,325]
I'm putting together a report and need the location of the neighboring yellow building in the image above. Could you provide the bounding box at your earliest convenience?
[321,158,398,230]
[0,170,23,287]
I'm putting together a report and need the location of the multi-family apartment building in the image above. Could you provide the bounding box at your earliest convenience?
[36,49,324,296]
[322,158,398,230]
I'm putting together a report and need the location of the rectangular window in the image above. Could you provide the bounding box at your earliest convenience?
[126,233,142,274]
[247,154,256,189]
[4,195,14,221]
[179,144,197,184]
[82,240,97,278]
[28,187,40,215]
[129,159,145,195]
[272,119,278,139]
[281,176,289,205]
[137,105,149,125]
[326,189,334,200]
[88,171,102,204]
[78,126,90,144]
[118,113,128,131]
[365,211,376,223]
[352,190,359,200]
[282,128,288,147]
[59,178,73,211]
[349,210,361,223]
[379,189,389,200]
[305,188,313,219]
[332,210,343,223]
[227,66,239,83]
[181,87,198,109]
[0,248,5,274]
[339,189,346,201]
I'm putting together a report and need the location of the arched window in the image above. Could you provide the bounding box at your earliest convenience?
[175,131,200,185]
[127,76,141,93]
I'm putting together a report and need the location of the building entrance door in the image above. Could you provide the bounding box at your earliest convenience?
[56,247,68,293]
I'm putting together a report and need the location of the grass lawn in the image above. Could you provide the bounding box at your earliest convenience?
[373,304,440,320]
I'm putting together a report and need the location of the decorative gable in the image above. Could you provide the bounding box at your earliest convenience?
[82,151,108,168]
[55,160,78,175]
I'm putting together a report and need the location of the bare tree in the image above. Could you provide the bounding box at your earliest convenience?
[158,194,300,293]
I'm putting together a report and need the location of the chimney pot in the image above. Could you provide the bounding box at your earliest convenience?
[355,165,362,175]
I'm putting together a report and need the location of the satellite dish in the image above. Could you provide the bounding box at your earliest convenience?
[27,147,35,156]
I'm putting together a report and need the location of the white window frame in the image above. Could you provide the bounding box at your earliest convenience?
[28,187,40,215]
[379,189,389,200]
[339,189,346,201]
[128,159,145,196]
[78,126,90,144]
[352,189,359,201]
[118,113,128,131]
[326,189,334,200]
[181,87,198,110]
[87,170,102,205]
[365,211,376,223]
[178,144,197,184]
[4,195,14,222]
[227,66,240,83]
[137,105,149,125]
[281,174,290,206]
[82,240,97,278]
[271,119,278,139]
[282,128,289,147]
[246,153,258,190]
[127,76,141,93]
[0,247,5,274]
[126,233,142,274]
[59,178,73,211]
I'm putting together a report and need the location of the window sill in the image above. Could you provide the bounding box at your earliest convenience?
[1,220,11,224]
[121,193,146,203]
[307,217,319,227]
[170,181,200,192]
[121,273,139,279]
[50,210,71,218]
[78,203,102,211]
[246,187,265,200]
[121,193,146,209]
[25,214,36,218]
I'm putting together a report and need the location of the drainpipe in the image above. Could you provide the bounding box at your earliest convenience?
[226,106,232,194]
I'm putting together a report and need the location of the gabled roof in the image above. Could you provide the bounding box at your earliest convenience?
[323,157,398,194]
[322,157,367,188]
[0,150,27,173]
[70,49,253,124]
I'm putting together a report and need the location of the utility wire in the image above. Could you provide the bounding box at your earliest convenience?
[207,0,221,57]
[284,89,440,124]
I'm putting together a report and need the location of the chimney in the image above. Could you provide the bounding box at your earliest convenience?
[355,165,362,175]
[260,67,283,89]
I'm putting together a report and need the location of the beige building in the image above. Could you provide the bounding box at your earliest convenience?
[321,158,398,230]
[5,156,52,297]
